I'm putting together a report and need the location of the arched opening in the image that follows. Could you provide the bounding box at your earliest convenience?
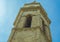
[24,15,32,27]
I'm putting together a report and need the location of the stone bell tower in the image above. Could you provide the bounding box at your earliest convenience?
[8,1,52,42]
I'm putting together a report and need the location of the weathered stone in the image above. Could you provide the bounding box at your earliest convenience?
[8,1,52,42]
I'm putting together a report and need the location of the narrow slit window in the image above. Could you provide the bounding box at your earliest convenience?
[42,20,45,31]
[24,15,32,27]
[42,20,45,33]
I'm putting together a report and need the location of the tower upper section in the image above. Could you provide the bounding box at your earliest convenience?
[21,2,50,23]
[14,1,51,27]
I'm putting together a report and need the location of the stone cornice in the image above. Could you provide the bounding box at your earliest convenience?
[12,26,40,31]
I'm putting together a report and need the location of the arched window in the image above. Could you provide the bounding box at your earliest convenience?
[24,15,32,27]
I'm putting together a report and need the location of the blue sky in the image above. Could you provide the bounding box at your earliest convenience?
[0,0,60,42]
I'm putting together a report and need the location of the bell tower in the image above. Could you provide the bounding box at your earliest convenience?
[8,1,52,42]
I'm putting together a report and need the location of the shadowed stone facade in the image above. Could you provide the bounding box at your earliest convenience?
[8,1,52,42]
